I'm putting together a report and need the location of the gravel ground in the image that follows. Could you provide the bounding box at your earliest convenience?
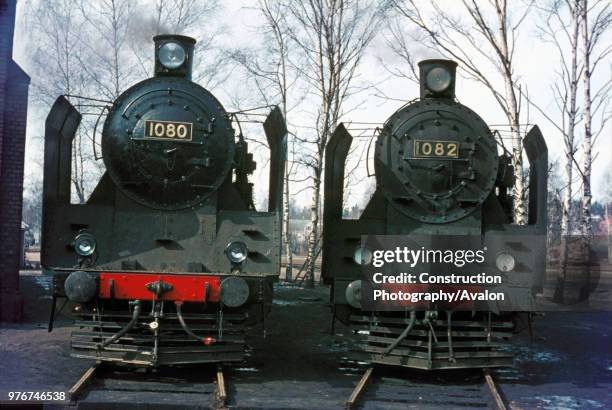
[0,277,610,409]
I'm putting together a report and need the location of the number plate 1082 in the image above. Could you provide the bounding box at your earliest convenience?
[144,120,193,141]
[412,139,459,158]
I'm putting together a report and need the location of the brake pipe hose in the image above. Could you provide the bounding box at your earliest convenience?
[175,301,216,345]
[383,310,416,356]
[98,300,141,349]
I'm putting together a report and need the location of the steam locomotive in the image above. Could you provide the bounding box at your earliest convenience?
[42,35,286,366]
[322,60,548,369]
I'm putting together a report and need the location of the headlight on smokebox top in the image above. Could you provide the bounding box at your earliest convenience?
[226,241,248,264]
[220,277,250,308]
[426,67,452,93]
[496,252,516,272]
[74,232,96,257]
[159,41,186,69]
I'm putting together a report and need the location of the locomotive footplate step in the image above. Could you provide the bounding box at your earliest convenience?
[345,365,509,410]
[68,363,231,409]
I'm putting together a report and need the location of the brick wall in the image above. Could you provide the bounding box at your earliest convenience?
[0,0,30,321]
[0,0,13,166]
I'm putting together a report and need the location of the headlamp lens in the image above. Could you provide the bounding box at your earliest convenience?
[75,232,96,257]
[426,67,452,93]
[159,42,186,69]
[226,241,248,264]
[345,280,362,309]
[495,252,515,272]
[353,247,372,265]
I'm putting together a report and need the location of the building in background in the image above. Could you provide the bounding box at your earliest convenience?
[0,0,30,321]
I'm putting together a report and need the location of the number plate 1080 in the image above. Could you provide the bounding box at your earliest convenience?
[144,120,193,141]
[412,139,459,158]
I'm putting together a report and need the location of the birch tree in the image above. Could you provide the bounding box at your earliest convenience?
[76,0,136,100]
[153,0,222,87]
[388,0,532,224]
[579,0,612,243]
[28,0,92,203]
[536,1,582,299]
[229,0,301,280]
[526,0,610,301]
[129,0,224,87]
[288,0,387,287]
[601,168,612,257]
[152,0,215,34]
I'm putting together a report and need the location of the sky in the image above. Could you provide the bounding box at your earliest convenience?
[12,0,612,210]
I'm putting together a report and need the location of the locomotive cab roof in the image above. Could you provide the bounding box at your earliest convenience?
[418,59,457,100]
[154,34,196,80]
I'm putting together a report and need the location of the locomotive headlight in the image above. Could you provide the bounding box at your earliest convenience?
[345,280,362,309]
[426,67,452,93]
[74,232,97,257]
[159,41,186,69]
[495,252,516,272]
[226,241,248,264]
[353,247,372,265]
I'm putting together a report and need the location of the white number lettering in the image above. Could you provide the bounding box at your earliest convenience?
[177,124,187,138]
[154,123,165,137]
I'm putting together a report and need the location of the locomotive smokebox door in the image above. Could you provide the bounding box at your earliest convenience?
[418,59,458,100]
[101,34,235,211]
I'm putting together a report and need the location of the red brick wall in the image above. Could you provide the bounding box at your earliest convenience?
[0,0,13,166]
[0,0,30,321]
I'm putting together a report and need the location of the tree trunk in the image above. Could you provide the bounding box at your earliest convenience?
[606,203,611,258]
[306,166,322,288]
[493,0,526,225]
[555,1,581,303]
[283,163,293,280]
[291,0,376,287]
[507,99,526,225]
[580,0,593,244]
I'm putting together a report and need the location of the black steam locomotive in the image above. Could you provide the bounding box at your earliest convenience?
[322,60,548,369]
[42,35,286,366]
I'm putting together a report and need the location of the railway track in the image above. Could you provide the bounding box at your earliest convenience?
[68,362,229,409]
[345,365,508,410]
